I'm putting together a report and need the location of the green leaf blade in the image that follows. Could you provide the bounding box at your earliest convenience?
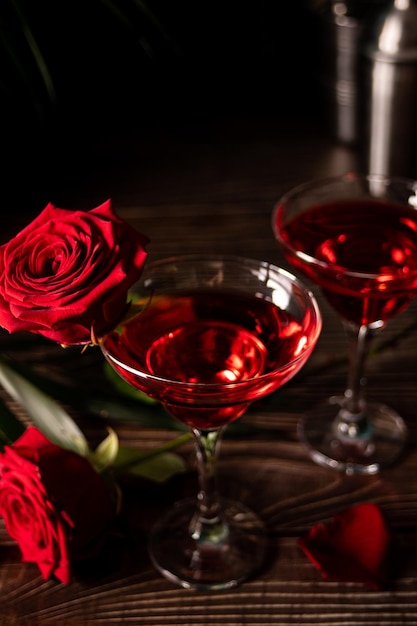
[115,446,187,483]
[0,359,88,456]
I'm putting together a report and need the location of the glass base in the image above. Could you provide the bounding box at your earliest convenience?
[148,497,266,590]
[298,396,407,475]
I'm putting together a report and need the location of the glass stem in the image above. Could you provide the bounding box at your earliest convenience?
[189,427,228,542]
[344,323,372,413]
[337,322,375,438]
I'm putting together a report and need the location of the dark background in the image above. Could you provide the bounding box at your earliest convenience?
[1,1,321,213]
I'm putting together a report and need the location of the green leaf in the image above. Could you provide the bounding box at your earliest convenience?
[115,446,187,483]
[88,428,119,473]
[130,452,186,483]
[0,359,88,456]
[0,357,177,430]
[113,432,191,482]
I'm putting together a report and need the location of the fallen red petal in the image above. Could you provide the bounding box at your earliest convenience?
[298,503,392,589]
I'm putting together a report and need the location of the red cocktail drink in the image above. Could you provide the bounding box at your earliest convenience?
[273,174,417,474]
[101,255,322,590]
[103,290,314,430]
[276,198,417,327]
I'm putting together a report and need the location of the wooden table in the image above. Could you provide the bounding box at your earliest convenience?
[1,114,416,624]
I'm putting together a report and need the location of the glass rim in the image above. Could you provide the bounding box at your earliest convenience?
[100,253,322,389]
[272,171,417,281]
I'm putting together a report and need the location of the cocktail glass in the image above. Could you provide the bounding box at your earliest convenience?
[273,173,417,474]
[100,254,322,590]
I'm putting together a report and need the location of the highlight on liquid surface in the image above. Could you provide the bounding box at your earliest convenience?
[276,198,417,325]
[146,319,267,384]
[103,289,313,429]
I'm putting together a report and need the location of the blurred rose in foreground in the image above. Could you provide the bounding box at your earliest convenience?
[0,426,116,584]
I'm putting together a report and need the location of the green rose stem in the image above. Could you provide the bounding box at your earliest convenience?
[113,432,192,473]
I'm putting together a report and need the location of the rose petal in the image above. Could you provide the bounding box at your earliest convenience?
[298,503,392,589]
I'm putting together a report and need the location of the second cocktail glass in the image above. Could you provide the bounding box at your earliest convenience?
[100,254,322,590]
[273,173,417,474]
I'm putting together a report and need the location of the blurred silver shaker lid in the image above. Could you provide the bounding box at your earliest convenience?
[362,0,417,62]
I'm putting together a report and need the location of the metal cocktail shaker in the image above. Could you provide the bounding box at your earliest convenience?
[311,0,384,146]
[360,0,417,177]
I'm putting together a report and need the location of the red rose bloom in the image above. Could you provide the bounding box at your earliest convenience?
[0,426,115,584]
[0,200,148,344]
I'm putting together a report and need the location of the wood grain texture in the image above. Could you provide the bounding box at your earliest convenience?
[1,114,416,625]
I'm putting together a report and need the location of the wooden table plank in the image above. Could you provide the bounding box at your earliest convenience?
[0,113,416,624]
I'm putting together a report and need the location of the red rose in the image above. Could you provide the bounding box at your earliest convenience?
[0,426,115,584]
[0,200,148,344]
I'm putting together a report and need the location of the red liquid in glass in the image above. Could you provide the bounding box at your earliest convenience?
[103,290,311,429]
[276,198,417,326]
